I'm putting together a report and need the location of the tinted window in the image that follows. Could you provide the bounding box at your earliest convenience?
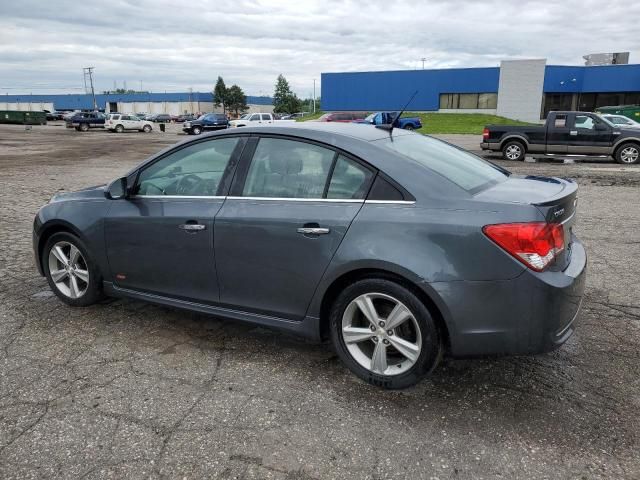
[554,114,567,128]
[243,138,335,198]
[377,135,506,193]
[261,114,271,121]
[327,156,373,199]
[136,138,240,196]
[575,115,594,130]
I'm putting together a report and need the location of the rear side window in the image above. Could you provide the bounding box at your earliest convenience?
[327,155,373,199]
[261,114,271,121]
[242,138,334,198]
[377,135,507,193]
[554,115,567,128]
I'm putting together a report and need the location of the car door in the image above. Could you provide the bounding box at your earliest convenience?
[104,136,247,302]
[260,114,272,124]
[545,113,571,153]
[214,135,375,319]
[568,113,613,154]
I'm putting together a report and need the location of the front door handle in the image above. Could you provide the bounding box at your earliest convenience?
[297,227,330,235]
[179,223,206,232]
[570,130,578,136]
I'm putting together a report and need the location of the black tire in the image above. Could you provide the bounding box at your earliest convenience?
[614,142,640,165]
[115,124,124,133]
[329,278,442,389]
[143,124,152,133]
[192,126,202,135]
[403,124,415,130]
[502,140,526,161]
[42,232,105,307]
[79,123,89,132]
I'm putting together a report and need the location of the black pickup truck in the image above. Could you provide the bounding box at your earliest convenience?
[66,112,106,131]
[481,111,640,164]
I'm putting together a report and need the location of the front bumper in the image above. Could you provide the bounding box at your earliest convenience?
[432,235,587,357]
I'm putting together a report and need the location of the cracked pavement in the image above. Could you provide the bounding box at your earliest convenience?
[0,124,639,479]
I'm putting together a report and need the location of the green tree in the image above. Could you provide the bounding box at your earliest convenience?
[273,74,301,114]
[226,84,248,116]
[213,76,227,113]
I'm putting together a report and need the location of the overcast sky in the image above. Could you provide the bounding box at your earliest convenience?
[0,0,638,97]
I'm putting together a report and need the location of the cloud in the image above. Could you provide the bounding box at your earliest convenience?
[0,0,638,96]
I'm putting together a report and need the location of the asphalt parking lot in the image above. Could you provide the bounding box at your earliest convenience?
[1,123,639,479]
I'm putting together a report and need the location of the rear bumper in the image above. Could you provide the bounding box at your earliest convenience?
[480,142,498,151]
[432,236,587,357]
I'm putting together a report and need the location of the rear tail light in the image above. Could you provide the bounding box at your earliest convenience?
[482,127,490,139]
[483,222,564,272]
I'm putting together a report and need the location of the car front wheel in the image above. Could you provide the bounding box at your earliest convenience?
[192,126,202,135]
[43,232,104,307]
[615,142,640,164]
[330,278,442,389]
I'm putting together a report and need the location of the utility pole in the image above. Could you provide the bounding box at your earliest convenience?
[83,67,97,110]
[313,79,316,113]
[421,58,427,69]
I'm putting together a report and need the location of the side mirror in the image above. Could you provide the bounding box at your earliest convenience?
[105,177,128,200]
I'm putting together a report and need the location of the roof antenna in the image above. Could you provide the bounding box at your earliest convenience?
[376,90,418,132]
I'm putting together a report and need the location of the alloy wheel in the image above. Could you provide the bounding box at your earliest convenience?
[620,146,639,163]
[47,241,89,299]
[505,144,521,160]
[341,293,422,376]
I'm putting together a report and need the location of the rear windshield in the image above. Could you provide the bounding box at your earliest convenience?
[376,134,507,193]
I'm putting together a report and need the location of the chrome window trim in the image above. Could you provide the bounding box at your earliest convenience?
[364,200,416,205]
[132,195,226,200]
[226,196,364,203]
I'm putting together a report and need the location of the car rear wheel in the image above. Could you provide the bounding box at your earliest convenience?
[43,232,104,307]
[115,124,124,133]
[143,124,152,133]
[192,126,202,135]
[615,142,640,164]
[403,124,415,130]
[502,140,525,161]
[79,123,89,132]
[329,278,442,389]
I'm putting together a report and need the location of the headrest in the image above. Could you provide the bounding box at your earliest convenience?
[267,155,288,175]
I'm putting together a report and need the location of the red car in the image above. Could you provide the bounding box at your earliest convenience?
[316,112,365,122]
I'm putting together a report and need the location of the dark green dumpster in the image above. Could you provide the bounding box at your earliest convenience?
[596,105,640,122]
[0,110,47,125]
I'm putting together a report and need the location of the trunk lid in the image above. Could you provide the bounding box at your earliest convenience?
[476,175,578,271]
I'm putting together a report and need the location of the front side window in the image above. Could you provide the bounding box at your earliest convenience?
[136,137,240,196]
[376,134,506,193]
[242,138,335,198]
[575,115,595,130]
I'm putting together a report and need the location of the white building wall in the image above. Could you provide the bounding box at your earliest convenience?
[496,59,546,122]
[0,102,54,111]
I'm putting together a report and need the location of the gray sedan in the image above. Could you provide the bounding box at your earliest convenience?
[33,123,586,388]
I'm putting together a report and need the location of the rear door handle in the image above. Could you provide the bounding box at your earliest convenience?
[297,227,330,235]
[179,223,206,232]
[570,130,578,136]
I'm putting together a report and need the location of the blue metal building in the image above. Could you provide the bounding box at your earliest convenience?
[321,61,640,120]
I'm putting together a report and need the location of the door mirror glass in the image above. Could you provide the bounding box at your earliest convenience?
[106,177,127,199]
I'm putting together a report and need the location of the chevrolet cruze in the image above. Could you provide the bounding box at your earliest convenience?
[33,123,586,388]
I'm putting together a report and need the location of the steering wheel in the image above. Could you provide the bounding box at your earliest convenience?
[175,174,203,195]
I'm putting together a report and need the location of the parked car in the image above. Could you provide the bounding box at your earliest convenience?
[32,123,586,389]
[66,112,106,131]
[356,112,422,130]
[481,111,640,164]
[228,112,295,128]
[183,113,229,135]
[134,113,148,120]
[316,112,366,122]
[148,114,173,123]
[45,110,66,121]
[105,114,153,133]
[601,114,640,130]
[176,113,196,123]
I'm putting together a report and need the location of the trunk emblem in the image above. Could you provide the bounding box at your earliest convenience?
[554,208,565,218]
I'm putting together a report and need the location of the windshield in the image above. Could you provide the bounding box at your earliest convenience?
[240,114,250,119]
[596,114,615,127]
[376,134,507,193]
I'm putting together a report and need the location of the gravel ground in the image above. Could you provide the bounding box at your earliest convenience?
[1,123,639,479]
